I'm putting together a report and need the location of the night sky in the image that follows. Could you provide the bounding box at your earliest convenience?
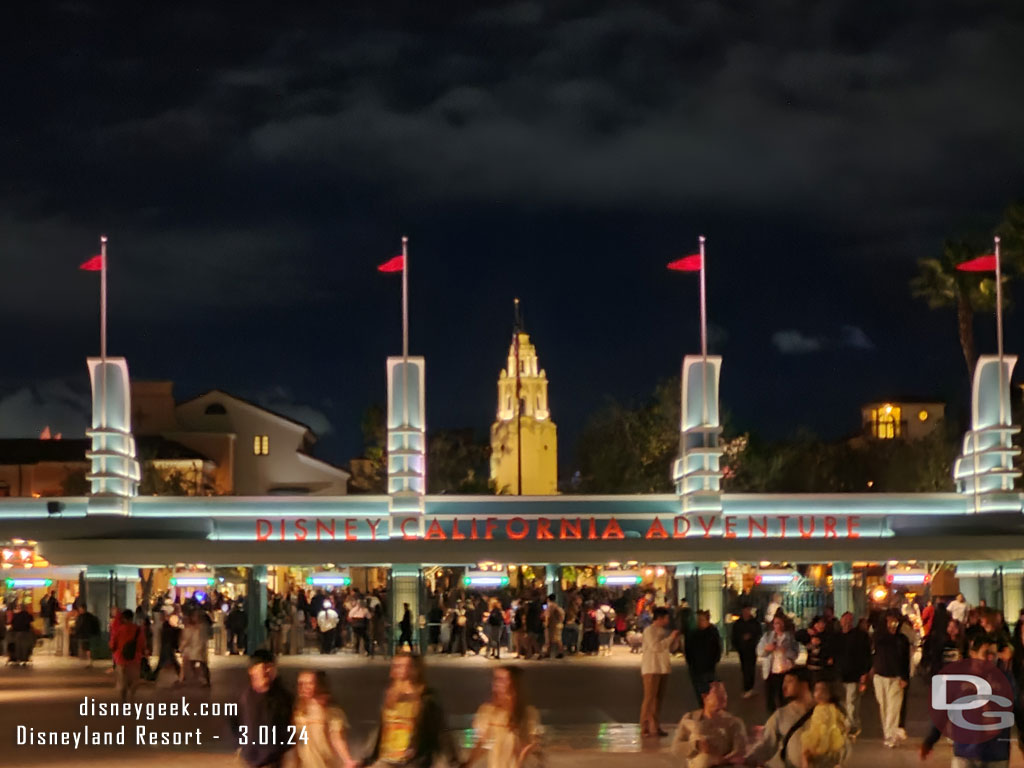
[2,2,1024,471]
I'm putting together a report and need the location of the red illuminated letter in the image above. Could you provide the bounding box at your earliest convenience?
[560,518,582,539]
[452,518,466,540]
[724,516,737,539]
[847,516,860,539]
[400,517,419,540]
[697,516,715,538]
[645,518,669,539]
[316,519,336,541]
[425,520,446,540]
[536,518,554,540]
[601,518,624,540]
[506,517,529,540]
[345,518,358,541]
[748,516,768,538]
[673,516,691,538]
[256,519,272,541]
[797,516,815,539]
[484,518,498,540]
[777,515,789,538]
[295,519,308,541]
[824,516,838,538]
[366,518,381,541]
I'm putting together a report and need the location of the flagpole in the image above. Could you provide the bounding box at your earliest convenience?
[698,235,708,431]
[995,235,1005,426]
[100,234,108,430]
[401,236,409,428]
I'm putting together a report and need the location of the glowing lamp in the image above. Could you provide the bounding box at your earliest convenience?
[597,570,643,586]
[306,574,352,587]
[5,578,51,589]
[870,585,889,603]
[170,576,215,587]
[462,570,510,588]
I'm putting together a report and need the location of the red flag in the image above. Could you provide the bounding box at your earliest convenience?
[79,255,103,271]
[956,254,998,272]
[377,255,404,273]
[667,254,702,272]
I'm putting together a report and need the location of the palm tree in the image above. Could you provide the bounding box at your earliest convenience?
[911,239,1000,383]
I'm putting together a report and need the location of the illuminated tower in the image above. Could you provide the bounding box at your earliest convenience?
[489,301,557,494]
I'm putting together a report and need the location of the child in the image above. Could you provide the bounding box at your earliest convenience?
[801,680,850,768]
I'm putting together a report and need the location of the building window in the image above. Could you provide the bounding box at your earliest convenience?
[204,402,227,415]
[870,405,902,439]
[253,435,269,455]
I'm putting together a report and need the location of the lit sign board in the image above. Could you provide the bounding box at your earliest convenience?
[238,514,878,542]
[306,572,352,587]
[755,569,799,585]
[5,578,51,589]
[463,570,510,588]
[598,570,642,586]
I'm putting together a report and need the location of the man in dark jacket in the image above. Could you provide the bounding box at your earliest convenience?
[74,604,101,666]
[831,611,872,736]
[232,649,294,768]
[872,611,911,748]
[685,610,722,705]
[795,615,835,681]
[730,605,761,698]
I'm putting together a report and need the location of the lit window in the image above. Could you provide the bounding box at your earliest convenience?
[871,405,902,439]
[253,435,269,455]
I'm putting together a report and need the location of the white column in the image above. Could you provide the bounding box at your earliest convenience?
[696,562,725,627]
[1002,564,1024,623]
[832,562,854,617]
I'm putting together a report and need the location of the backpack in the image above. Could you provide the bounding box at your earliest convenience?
[602,611,614,631]
[121,626,140,662]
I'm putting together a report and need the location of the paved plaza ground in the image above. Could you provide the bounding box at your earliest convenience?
[2,647,1023,766]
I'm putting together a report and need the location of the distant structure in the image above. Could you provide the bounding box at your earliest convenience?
[861,399,945,441]
[489,301,557,495]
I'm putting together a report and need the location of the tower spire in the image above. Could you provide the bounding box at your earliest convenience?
[513,296,524,333]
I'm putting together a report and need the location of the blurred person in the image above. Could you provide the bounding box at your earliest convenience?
[830,611,871,738]
[398,602,414,653]
[671,680,746,768]
[110,609,147,703]
[485,598,504,660]
[801,680,851,768]
[948,592,969,624]
[318,599,340,655]
[361,653,458,767]
[74,603,101,667]
[543,594,564,659]
[463,665,542,768]
[232,649,294,768]
[293,669,357,768]
[744,667,815,768]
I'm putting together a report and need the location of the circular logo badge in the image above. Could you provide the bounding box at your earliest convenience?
[929,658,1016,744]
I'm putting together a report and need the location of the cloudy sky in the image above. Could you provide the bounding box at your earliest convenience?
[2,1,1023,466]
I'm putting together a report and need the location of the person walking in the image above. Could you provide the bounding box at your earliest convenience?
[756,615,799,715]
[597,601,616,657]
[110,609,147,703]
[949,592,970,624]
[361,653,458,767]
[293,669,357,768]
[544,594,564,659]
[685,611,722,706]
[743,667,815,768]
[485,599,504,660]
[671,679,747,768]
[398,602,414,653]
[232,649,295,768]
[871,611,910,748]
[920,633,1020,767]
[464,666,542,768]
[317,599,340,655]
[802,680,851,768]
[74,603,101,667]
[830,611,871,738]
[640,607,680,738]
[731,605,761,699]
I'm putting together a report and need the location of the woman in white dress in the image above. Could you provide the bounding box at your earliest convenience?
[463,666,541,768]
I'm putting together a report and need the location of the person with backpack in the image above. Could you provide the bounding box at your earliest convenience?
[317,599,340,655]
[597,601,616,657]
[111,609,148,703]
[485,598,504,660]
[742,666,815,768]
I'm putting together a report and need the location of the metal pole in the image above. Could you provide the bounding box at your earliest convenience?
[100,235,108,433]
[995,236,1005,425]
[514,299,522,496]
